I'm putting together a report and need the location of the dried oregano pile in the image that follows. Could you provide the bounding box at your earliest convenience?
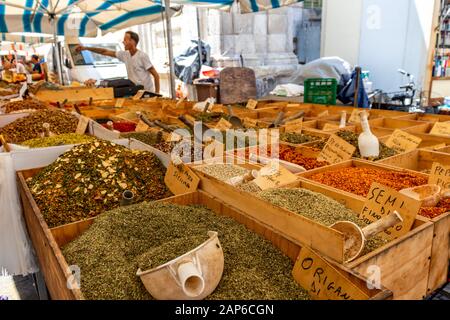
[256,188,388,258]
[120,131,163,146]
[0,110,78,143]
[21,133,97,148]
[336,130,397,160]
[63,202,309,300]
[27,141,171,227]
[280,132,321,145]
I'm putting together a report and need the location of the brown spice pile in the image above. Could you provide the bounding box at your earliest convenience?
[2,99,47,113]
[419,198,450,219]
[309,167,427,197]
[0,109,78,143]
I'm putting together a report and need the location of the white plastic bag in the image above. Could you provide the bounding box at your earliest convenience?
[270,84,304,97]
[0,154,38,276]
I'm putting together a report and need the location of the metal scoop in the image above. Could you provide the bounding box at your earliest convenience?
[331,211,403,263]
[226,105,244,129]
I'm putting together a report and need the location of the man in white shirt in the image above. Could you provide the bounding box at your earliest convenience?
[4,59,28,74]
[75,31,160,93]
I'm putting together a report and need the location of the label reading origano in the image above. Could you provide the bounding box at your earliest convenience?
[385,129,421,153]
[164,162,200,195]
[292,247,370,300]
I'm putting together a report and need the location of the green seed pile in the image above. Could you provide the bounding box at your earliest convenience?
[195,164,261,193]
[21,133,97,148]
[120,131,163,146]
[257,188,388,258]
[27,141,171,228]
[280,132,321,145]
[336,130,397,160]
[63,202,310,300]
[0,109,78,143]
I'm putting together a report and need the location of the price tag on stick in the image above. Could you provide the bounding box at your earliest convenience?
[75,115,90,134]
[428,162,450,189]
[115,98,125,108]
[246,99,258,110]
[317,134,356,164]
[164,162,200,195]
[253,161,298,190]
[429,122,450,137]
[292,247,370,300]
[359,182,420,240]
[385,129,421,153]
[135,120,150,132]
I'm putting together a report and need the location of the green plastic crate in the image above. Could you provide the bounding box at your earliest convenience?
[304,78,337,105]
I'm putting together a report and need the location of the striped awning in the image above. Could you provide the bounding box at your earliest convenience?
[0,0,172,37]
[0,32,52,44]
[239,0,304,13]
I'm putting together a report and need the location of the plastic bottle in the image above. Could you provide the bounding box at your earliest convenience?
[358,111,380,158]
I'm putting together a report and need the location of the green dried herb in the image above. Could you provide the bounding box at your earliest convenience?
[196,164,261,193]
[21,133,97,148]
[0,110,78,143]
[336,131,397,160]
[257,188,388,258]
[27,141,171,228]
[194,112,227,123]
[120,131,163,146]
[280,132,321,145]
[63,202,310,300]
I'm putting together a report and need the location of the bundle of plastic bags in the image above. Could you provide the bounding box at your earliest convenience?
[0,154,37,276]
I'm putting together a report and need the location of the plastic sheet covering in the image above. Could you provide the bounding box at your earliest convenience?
[0,154,38,276]
[174,40,211,84]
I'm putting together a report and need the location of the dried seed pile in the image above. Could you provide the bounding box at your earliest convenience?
[195,164,261,193]
[280,132,321,145]
[335,131,398,160]
[21,133,97,148]
[121,131,163,146]
[2,99,47,113]
[309,167,427,197]
[257,188,388,258]
[194,112,227,123]
[27,141,171,227]
[419,198,450,219]
[0,110,78,143]
[63,202,310,300]
[153,140,204,163]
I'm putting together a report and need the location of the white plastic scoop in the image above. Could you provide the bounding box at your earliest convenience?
[136,231,224,300]
[331,211,403,263]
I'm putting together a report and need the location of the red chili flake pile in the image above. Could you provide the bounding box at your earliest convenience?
[419,198,450,219]
[102,121,137,132]
[309,167,427,197]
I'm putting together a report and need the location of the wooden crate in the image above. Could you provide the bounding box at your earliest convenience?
[303,119,356,132]
[435,146,450,154]
[364,118,431,136]
[35,87,114,102]
[394,113,450,123]
[377,149,450,174]
[16,173,391,300]
[188,164,432,299]
[379,133,450,149]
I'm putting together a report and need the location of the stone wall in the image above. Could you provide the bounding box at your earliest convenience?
[204,5,302,68]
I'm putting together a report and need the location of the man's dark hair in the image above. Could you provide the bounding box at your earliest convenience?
[126,31,139,45]
[32,54,39,61]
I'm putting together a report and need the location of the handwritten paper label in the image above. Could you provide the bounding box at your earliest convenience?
[165,132,183,142]
[348,109,368,123]
[428,162,450,189]
[322,123,340,131]
[360,182,420,240]
[246,99,258,110]
[292,247,370,300]
[316,110,329,118]
[385,130,421,153]
[164,162,200,195]
[317,134,356,164]
[115,98,125,108]
[75,115,90,134]
[253,161,298,190]
[429,122,450,137]
[284,118,304,133]
[135,120,150,132]
[215,118,233,131]
[243,117,258,128]
[132,90,145,100]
